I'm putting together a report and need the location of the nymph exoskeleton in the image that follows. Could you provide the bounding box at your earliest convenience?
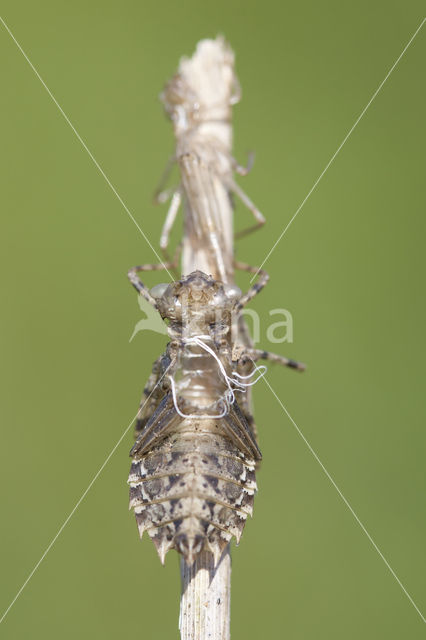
[127,263,303,564]
[156,37,264,283]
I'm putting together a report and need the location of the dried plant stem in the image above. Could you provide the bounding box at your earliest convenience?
[169,37,240,640]
[179,549,231,640]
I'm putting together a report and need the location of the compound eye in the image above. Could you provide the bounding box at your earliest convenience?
[150,283,169,299]
[223,283,242,300]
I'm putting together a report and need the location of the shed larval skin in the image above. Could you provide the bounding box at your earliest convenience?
[127,271,262,565]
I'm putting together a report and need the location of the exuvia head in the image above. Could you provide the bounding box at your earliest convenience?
[149,271,241,326]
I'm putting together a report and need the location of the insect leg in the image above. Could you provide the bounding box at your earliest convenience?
[240,348,306,372]
[159,189,182,262]
[227,177,266,239]
[234,261,269,311]
[127,261,175,307]
[233,151,255,176]
[153,154,177,203]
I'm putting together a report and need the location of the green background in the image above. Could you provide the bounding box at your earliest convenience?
[1,1,425,638]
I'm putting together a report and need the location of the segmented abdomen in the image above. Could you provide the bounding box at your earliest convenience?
[128,419,257,564]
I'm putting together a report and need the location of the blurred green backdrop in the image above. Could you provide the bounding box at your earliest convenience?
[1,1,425,638]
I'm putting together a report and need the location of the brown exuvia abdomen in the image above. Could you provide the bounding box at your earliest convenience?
[128,418,257,564]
